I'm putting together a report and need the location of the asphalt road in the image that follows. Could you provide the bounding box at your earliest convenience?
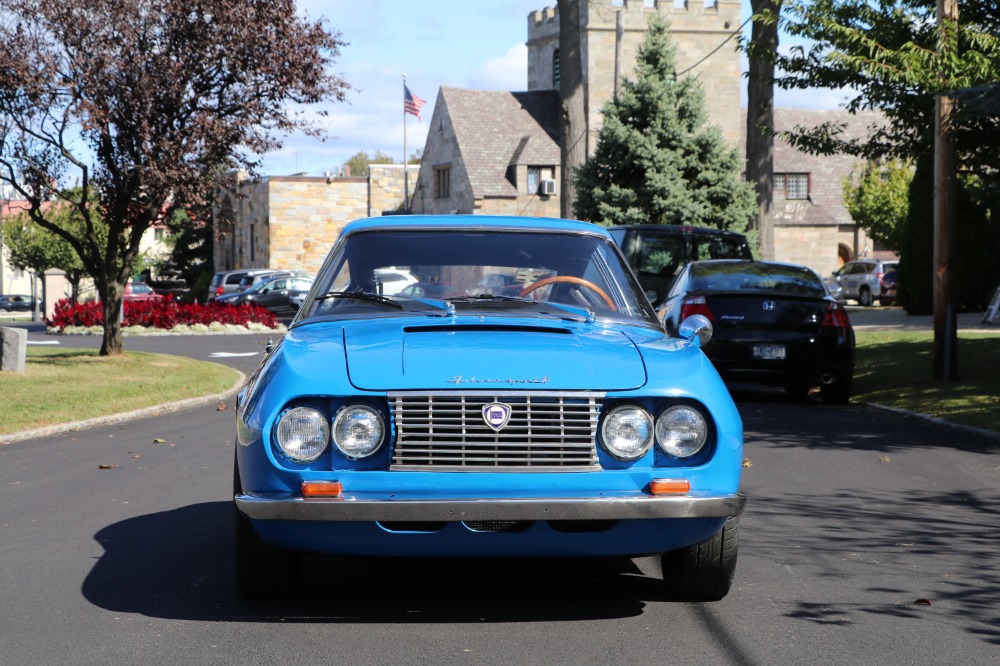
[1,329,998,665]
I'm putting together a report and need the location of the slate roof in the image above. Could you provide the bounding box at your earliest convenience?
[441,86,560,198]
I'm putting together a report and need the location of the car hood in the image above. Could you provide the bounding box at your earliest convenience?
[282,317,649,391]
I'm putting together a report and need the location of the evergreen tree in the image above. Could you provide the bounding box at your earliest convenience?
[573,16,756,234]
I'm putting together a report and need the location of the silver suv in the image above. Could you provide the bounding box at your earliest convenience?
[826,259,898,307]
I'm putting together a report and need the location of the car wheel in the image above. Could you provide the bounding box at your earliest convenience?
[234,454,300,598]
[0,308,8,313]
[821,376,853,405]
[661,516,739,601]
[858,286,872,307]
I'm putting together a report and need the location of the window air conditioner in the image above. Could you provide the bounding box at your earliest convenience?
[539,179,557,196]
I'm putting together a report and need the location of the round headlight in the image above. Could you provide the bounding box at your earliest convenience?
[332,405,385,459]
[275,406,330,463]
[600,405,654,460]
[655,406,709,458]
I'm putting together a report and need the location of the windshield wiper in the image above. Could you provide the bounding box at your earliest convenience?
[314,290,403,309]
[447,294,537,306]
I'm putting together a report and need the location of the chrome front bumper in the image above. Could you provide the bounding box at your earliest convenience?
[235,492,746,522]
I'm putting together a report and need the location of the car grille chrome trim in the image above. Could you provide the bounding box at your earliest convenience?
[388,391,604,471]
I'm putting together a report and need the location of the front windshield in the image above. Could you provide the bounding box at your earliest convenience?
[297,229,657,325]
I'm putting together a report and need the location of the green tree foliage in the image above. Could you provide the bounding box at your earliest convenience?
[0,196,103,301]
[775,0,1000,314]
[896,157,1000,315]
[776,1,1000,167]
[343,150,395,177]
[573,16,756,233]
[0,0,349,355]
[843,159,912,252]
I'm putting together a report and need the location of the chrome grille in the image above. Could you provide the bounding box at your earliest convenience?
[389,391,603,471]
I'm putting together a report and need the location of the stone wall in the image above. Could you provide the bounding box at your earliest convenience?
[215,174,369,275]
[369,164,421,215]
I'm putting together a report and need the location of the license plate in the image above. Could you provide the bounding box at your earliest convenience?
[753,344,786,360]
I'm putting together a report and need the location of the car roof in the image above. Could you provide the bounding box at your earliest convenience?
[605,224,748,237]
[340,215,613,239]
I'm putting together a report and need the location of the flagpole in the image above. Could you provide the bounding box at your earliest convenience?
[403,74,409,212]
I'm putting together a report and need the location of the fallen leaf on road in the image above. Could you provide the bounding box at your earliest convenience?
[217,401,229,411]
[153,438,167,443]
[914,599,931,606]
[879,456,891,463]
[742,458,753,468]
[131,455,141,459]
[98,464,119,470]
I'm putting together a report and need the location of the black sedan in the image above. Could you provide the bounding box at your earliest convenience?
[215,275,313,316]
[658,260,855,404]
[0,294,41,313]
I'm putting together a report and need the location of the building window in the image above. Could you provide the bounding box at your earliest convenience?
[434,166,451,199]
[527,167,541,194]
[249,223,256,262]
[775,173,810,200]
[154,227,165,242]
[552,49,560,90]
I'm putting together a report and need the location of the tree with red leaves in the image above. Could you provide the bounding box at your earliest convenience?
[0,0,349,354]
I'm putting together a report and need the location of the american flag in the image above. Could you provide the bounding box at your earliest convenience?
[404,85,426,120]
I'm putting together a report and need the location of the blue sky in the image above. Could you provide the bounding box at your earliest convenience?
[263,1,841,177]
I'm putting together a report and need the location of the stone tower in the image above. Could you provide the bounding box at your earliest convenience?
[527,0,742,214]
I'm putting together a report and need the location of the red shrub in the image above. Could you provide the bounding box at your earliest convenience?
[46,297,278,331]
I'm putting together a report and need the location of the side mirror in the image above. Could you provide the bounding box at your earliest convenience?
[679,314,713,347]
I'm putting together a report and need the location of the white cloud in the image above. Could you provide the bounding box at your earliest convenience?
[467,44,529,91]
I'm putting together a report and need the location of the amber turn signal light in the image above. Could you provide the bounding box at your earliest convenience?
[301,480,343,497]
[649,478,690,495]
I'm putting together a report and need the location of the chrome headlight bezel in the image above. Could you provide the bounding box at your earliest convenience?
[331,404,386,460]
[600,404,654,461]
[274,406,330,463]
[655,405,709,458]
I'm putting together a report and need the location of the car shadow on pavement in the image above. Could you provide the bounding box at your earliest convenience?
[82,502,664,622]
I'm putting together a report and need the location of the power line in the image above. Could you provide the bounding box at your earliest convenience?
[675,16,753,78]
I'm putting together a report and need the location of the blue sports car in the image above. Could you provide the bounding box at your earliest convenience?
[234,216,746,599]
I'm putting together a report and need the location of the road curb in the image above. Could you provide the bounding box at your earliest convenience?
[860,401,1000,442]
[0,370,247,445]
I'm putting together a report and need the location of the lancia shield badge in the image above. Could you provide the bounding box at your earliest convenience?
[482,402,512,432]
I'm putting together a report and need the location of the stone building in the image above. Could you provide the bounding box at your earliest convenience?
[213,163,419,274]
[765,108,891,278]
[527,0,742,150]
[412,87,562,216]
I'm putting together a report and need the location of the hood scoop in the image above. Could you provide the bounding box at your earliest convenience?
[345,319,647,391]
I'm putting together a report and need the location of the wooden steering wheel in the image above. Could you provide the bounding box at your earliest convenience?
[519,276,616,311]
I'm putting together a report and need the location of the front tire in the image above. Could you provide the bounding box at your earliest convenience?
[858,286,872,307]
[234,455,300,598]
[661,516,739,601]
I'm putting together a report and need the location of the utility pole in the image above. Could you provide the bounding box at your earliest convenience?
[933,0,958,381]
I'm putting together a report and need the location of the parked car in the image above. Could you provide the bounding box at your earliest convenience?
[207,268,278,302]
[607,225,753,306]
[373,267,418,295]
[216,275,313,316]
[122,281,161,302]
[236,270,312,292]
[879,269,899,307]
[658,259,855,404]
[0,294,41,313]
[234,215,746,600]
[825,259,898,307]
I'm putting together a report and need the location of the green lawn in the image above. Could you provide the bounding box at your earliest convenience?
[0,347,240,435]
[853,330,1000,433]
